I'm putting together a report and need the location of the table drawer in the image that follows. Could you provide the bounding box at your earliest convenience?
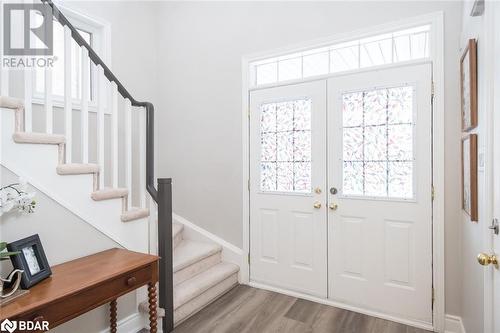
[15,265,153,330]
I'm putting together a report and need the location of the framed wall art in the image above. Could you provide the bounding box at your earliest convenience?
[462,134,478,222]
[460,38,478,131]
[7,234,52,289]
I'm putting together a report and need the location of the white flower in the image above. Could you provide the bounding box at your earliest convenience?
[17,177,28,192]
[0,182,36,216]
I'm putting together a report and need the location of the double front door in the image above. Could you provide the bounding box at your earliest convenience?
[249,63,433,324]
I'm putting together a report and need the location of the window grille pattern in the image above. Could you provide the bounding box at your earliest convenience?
[342,86,414,199]
[251,25,430,87]
[260,99,312,193]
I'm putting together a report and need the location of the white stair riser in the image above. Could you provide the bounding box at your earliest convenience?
[174,252,221,286]
[174,274,238,325]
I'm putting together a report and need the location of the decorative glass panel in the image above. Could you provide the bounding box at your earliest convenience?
[343,92,363,127]
[342,86,415,199]
[343,161,363,196]
[343,128,363,161]
[260,99,312,193]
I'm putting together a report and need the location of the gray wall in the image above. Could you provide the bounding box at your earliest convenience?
[155,1,463,316]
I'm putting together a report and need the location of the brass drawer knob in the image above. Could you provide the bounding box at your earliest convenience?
[126,277,137,286]
[33,315,45,322]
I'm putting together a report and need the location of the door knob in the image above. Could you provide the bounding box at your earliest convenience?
[329,203,338,211]
[313,202,322,209]
[477,253,498,266]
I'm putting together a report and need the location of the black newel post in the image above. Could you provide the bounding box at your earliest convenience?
[157,178,174,332]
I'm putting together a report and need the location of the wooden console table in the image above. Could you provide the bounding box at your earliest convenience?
[0,248,159,332]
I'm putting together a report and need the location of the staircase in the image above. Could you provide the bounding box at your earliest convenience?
[140,223,239,325]
[0,97,150,252]
[0,0,240,331]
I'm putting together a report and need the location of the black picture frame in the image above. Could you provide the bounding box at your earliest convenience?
[7,234,52,289]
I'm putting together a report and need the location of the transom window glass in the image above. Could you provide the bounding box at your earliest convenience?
[260,99,312,193]
[342,86,415,199]
[250,25,430,87]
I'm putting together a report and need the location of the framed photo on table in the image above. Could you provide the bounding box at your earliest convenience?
[7,234,52,289]
[462,134,478,222]
[461,39,478,131]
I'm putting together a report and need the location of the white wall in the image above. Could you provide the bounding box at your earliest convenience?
[0,166,138,333]
[459,1,491,332]
[155,0,463,317]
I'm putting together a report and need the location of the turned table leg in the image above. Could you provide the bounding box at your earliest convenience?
[110,299,117,333]
[148,283,158,333]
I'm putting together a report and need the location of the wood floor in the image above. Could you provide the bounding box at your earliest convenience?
[174,285,432,333]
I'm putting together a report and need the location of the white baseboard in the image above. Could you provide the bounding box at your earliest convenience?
[444,315,466,333]
[173,213,243,269]
[99,313,144,333]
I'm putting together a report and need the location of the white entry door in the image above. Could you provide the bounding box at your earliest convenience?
[492,3,500,331]
[327,64,433,323]
[249,81,328,297]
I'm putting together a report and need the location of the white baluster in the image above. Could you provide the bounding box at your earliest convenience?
[64,26,72,163]
[111,82,118,188]
[81,48,89,163]
[125,98,132,208]
[24,69,32,132]
[139,108,146,208]
[44,68,53,133]
[97,66,106,189]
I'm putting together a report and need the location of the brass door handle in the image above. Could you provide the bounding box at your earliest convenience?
[477,253,498,266]
[313,202,321,209]
[329,203,338,211]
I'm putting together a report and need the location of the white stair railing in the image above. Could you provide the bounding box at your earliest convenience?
[111,81,119,188]
[139,109,146,208]
[97,66,106,190]
[64,26,73,163]
[81,47,90,163]
[24,69,32,132]
[125,98,132,208]
[1,11,150,211]
[44,68,53,134]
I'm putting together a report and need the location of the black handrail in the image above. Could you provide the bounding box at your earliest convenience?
[40,1,173,332]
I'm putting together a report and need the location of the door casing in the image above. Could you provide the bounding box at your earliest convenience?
[241,12,445,331]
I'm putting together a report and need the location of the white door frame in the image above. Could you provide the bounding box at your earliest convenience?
[241,12,445,332]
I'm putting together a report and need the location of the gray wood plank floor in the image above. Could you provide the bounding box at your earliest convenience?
[173,285,433,333]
